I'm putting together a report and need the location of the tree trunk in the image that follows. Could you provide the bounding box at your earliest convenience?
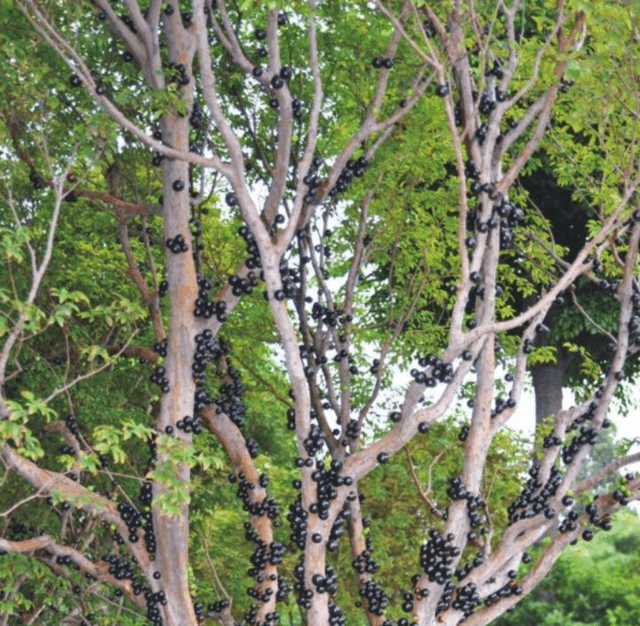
[530,352,570,424]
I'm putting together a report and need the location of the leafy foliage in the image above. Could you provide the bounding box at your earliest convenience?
[0,2,639,626]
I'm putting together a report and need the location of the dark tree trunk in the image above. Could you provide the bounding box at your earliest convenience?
[530,352,572,538]
[530,352,571,424]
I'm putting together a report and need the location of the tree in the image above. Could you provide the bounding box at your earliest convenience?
[520,149,640,424]
[1,2,640,626]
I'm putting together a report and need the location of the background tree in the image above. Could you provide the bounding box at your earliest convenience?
[1,2,640,626]
[516,0,640,424]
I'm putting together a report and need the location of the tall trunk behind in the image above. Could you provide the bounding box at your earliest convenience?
[530,352,570,424]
